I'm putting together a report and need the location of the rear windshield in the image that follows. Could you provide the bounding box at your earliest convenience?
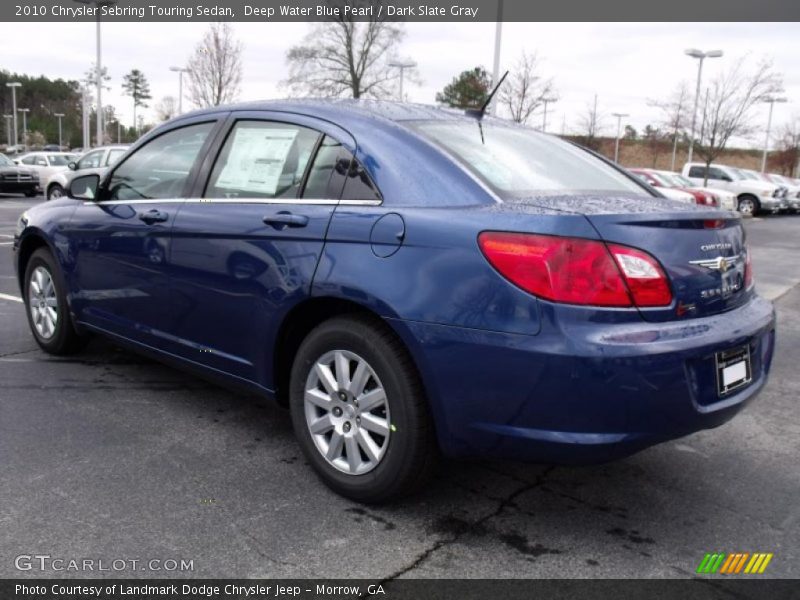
[411,121,648,198]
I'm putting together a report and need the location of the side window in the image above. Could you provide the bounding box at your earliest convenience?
[708,167,726,180]
[206,121,320,199]
[21,156,36,165]
[35,156,48,167]
[342,158,382,202]
[106,122,214,200]
[688,166,705,178]
[106,149,126,166]
[78,150,104,170]
[301,135,349,199]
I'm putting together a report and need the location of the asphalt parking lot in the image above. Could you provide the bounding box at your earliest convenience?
[1,194,798,579]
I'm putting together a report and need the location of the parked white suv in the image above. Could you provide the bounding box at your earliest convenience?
[682,162,787,216]
[45,145,129,200]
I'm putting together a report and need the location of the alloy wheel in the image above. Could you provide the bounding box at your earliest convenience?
[28,266,58,339]
[303,350,391,475]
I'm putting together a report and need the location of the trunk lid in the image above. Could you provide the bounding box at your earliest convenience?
[507,194,750,321]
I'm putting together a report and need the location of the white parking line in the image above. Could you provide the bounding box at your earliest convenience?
[0,292,23,303]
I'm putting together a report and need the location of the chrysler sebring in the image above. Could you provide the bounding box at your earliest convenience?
[13,100,776,502]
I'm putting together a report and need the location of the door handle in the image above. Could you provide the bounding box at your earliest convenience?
[138,209,169,224]
[262,211,309,229]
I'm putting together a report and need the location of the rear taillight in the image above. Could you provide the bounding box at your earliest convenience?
[478,232,673,308]
[744,247,753,289]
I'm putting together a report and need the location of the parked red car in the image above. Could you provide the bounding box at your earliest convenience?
[630,168,719,207]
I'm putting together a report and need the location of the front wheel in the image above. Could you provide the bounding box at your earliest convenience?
[737,195,759,216]
[289,315,438,503]
[24,248,89,354]
[47,184,64,200]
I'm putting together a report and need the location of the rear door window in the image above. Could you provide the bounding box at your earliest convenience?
[205,121,320,199]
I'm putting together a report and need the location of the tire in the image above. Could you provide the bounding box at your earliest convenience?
[289,314,438,503]
[47,184,64,200]
[737,195,759,217]
[23,248,89,355]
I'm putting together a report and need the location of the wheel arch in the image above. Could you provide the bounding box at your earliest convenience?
[16,231,53,292]
[272,297,430,410]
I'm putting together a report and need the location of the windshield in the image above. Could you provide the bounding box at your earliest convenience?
[672,174,695,187]
[733,168,755,181]
[0,154,12,166]
[46,155,70,166]
[411,121,648,197]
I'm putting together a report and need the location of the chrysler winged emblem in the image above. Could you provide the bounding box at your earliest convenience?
[690,255,739,272]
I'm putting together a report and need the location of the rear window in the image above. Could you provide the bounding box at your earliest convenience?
[411,121,647,198]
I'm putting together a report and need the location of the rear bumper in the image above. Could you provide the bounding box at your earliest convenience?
[390,295,776,463]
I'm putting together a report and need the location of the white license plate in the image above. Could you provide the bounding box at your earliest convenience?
[715,346,752,396]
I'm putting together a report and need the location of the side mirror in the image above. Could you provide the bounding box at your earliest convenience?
[68,161,77,171]
[68,174,100,201]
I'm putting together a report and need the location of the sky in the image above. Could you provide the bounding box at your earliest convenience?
[2,21,799,148]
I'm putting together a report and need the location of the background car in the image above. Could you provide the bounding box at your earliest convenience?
[657,170,738,211]
[15,151,76,194]
[763,173,800,213]
[46,145,130,200]
[683,162,786,215]
[0,152,38,197]
[630,168,718,207]
[630,170,697,203]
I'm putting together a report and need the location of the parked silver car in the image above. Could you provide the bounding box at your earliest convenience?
[45,145,129,200]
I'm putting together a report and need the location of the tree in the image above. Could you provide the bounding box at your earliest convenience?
[648,81,691,171]
[694,57,782,185]
[643,125,668,168]
[436,67,491,109]
[283,13,407,99]
[187,22,243,108]
[0,70,83,147]
[155,96,178,122]
[577,94,604,151]
[499,51,556,124]
[121,69,152,129]
[83,63,111,91]
[623,125,638,140]
[773,115,800,176]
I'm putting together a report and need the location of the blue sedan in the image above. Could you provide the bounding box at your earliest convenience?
[13,100,776,502]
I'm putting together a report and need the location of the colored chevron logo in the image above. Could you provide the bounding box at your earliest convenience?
[696,552,774,574]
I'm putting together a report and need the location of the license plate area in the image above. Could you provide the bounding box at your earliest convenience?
[715,345,752,396]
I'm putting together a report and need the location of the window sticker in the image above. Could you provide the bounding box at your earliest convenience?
[216,127,299,195]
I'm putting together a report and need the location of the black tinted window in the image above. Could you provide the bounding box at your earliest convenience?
[302,135,350,199]
[342,160,382,201]
[688,166,705,178]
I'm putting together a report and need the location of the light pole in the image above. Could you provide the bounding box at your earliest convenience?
[490,0,503,115]
[760,97,788,173]
[74,0,117,146]
[387,60,416,102]
[6,82,21,145]
[685,48,723,165]
[2,115,12,146]
[541,97,557,132]
[54,113,65,148]
[169,66,191,114]
[611,113,629,164]
[18,108,30,146]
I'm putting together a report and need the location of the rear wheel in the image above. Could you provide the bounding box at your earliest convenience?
[24,248,88,354]
[47,184,64,200]
[737,195,759,216]
[289,315,438,503]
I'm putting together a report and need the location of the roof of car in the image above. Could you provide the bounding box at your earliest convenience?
[178,98,502,126]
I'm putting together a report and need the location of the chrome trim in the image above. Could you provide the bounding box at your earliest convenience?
[689,255,741,272]
[87,198,382,207]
